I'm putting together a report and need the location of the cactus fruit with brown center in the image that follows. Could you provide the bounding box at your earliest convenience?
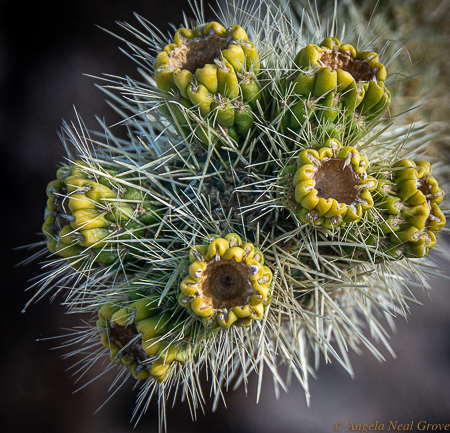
[154,22,263,145]
[281,37,390,141]
[284,138,377,228]
[97,293,192,382]
[179,233,272,328]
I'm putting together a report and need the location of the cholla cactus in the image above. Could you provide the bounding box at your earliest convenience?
[25,0,449,431]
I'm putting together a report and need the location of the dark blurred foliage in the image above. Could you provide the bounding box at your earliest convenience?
[2,1,450,432]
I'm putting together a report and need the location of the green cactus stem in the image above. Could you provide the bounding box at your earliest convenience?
[346,159,446,260]
[154,22,262,144]
[282,37,390,138]
[42,160,161,267]
[386,159,445,258]
[178,234,272,329]
[97,294,192,382]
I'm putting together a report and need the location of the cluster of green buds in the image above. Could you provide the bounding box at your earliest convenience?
[97,292,192,382]
[179,233,272,328]
[42,160,160,267]
[154,22,263,145]
[281,37,390,140]
[283,138,378,228]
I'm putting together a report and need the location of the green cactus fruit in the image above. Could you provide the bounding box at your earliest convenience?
[97,293,193,382]
[388,160,445,258]
[345,160,446,260]
[42,161,161,267]
[282,37,390,140]
[286,138,377,228]
[154,21,262,145]
[179,234,273,329]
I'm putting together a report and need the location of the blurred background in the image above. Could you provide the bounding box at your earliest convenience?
[2,0,450,432]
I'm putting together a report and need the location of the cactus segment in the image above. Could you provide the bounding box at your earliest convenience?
[154,22,262,144]
[387,160,445,258]
[42,161,161,267]
[347,160,446,260]
[287,139,377,227]
[179,235,272,329]
[283,37,390,138]
[97,294,192,382]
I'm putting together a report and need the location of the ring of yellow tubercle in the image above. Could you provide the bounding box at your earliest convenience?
[283,37,390,136]
[292,139,377,228]
[154,22,259,97]
[292,37,389,115]
[179,234,273,329]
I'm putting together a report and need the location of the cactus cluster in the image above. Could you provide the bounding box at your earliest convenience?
[27,0,448,430]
